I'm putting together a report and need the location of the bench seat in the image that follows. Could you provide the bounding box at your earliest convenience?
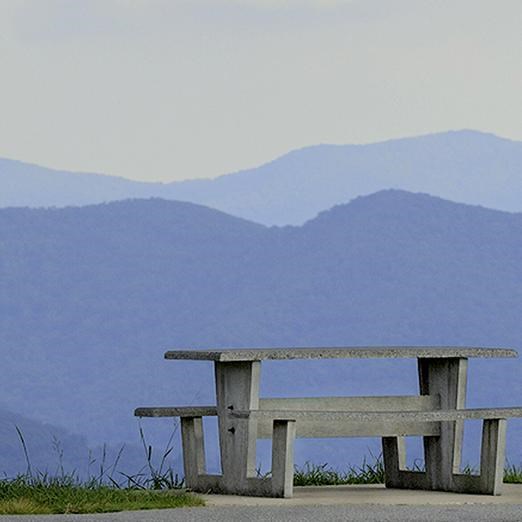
[134,406,217,417]
[230,406,522,422]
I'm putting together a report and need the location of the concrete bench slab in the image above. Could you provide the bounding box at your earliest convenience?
[164,346,518,362]
[134,406,217,417]
[231,407,522,422]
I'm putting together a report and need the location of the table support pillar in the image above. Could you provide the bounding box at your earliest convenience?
[215,361,260,494]
[418,357,467,490]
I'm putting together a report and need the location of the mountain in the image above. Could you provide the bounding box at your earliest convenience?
[0,158,161,208]
[0,405,152,478]
[1,192,522,472]
[2,130,522,225]
[0,405,89,477]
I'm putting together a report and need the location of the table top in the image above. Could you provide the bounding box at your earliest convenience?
[164,346,518,362]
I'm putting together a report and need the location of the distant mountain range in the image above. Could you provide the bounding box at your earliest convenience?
[0,405,156,478]
[2,130,522,225]
[1,191,522,472]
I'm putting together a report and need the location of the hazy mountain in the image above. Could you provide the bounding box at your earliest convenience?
[0,405,151,478]
[2,130,522,225]
[0,158,161,208]
[1,192,522,472]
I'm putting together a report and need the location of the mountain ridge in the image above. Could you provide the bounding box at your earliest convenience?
[1,190,522,473]
[2,130,522,225]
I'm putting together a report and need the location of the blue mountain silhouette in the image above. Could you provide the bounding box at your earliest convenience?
[2,130,522,225]
[1,192,522,471]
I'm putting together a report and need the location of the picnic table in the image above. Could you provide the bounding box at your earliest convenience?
[135,346,522,498]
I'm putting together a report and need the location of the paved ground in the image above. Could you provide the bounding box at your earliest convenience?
[3,484,522,521]
[4,504,522,522]
[201,483,522,507]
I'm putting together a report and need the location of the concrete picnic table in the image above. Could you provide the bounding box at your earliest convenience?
[136,346,520,497]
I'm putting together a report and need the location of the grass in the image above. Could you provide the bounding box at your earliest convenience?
[293,455,522,486]
[503,463,522,484]
[1,459,521,516]
[294,455,385,486]
[0,423,204,515]
[0,476,203,515]
[3,424,522,514]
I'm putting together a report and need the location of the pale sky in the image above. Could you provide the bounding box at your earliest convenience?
[0,0,521,182]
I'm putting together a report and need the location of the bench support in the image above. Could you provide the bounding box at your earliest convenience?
[383,417,508,495]
[272,419,296,497]
[179,414,295,497]
[381,357,504,494]
[382,357,468,491]
[382,436,407,487]
[180,416,206,489]
[480,418,507,495]
[452,418,507,495]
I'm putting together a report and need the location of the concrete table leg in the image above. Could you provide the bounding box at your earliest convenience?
[418,357,468,491]
[215,361,261,494]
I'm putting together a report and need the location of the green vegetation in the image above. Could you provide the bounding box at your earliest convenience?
[2,423,522,516]
[293,456,522,486]
[0,476,203,515]
[294,457,385,486]
[503,463,522,484]
[0,425,203,515]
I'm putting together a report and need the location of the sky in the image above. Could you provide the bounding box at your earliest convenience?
[0,0,521,182]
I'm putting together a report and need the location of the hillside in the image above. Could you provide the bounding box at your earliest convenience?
[0,406,150,478]
[1,192,522,470]
[2,130,522,225]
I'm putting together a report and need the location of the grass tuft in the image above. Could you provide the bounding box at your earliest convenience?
[0,475,203,515]
[504,462,522,484]
[0,423,202,515]
[293,455,522,486]
[294,454,385,486]
[3,423,522,514]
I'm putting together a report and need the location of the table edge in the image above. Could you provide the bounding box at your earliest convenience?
[164,346,518,362]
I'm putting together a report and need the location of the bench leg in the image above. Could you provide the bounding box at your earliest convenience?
[382,358,468,493]
[383,418,509,495]
[180,416,206,489]
[382,436,406,487]
[479,419,506,495]
[418,357,467,491]
[451,418,507,495]
[272,420,296,498]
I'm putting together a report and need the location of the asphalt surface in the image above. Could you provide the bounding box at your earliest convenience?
[4,485,522,521]
[3,504,522,522]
